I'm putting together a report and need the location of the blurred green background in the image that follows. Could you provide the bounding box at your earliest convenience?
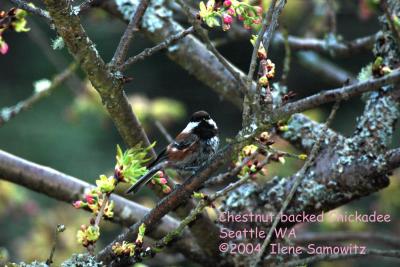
[0,0,399,266]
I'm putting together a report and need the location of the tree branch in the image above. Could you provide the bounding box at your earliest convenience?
[352,0,400,155]
[42,0,154,153]
[294,231,400,249]
[120,26,194,70]
[110,0,149,67]
[272,69,400,120]
[246,0,277,90]
[9,0,51,21]
[273,32,379,57]
[0,149,178,237]
[0,63,77,126]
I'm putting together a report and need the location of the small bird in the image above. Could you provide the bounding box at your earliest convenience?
[126,110,219,194]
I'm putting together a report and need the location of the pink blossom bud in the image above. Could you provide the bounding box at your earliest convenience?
[156,170,164,177]
[227,8,235,16]
[255,6,263,16]
[244,24,252,30]
[73,200,83,208]
[0,42,9,55]
[159,178,168,184]
[223,14,233,24]
[238,15,244,21]
[223,0,232,8]
[85,194,95,204]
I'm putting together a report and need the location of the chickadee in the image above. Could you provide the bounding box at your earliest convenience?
[126,110,219,194]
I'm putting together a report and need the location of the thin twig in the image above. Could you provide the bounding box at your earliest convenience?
[252,101,341,267]
[246,0,277,89]
[8,0,51,21]
[0,63,77,126]
[204,151,259,187]
[272,32,379,57]
[87,193,109,255]
[261,0,286,59]
[281,28,291,85]
[210,156,269,200]
[120,27,194,70]
[95,193,109,226]
[326,0,337,34]
[243,0,286,123]
[176,0,247,92]
[220,25,378,57]
[46,224,65,266]
[110,0,149,67]
[281,249,400,267]
[155,121,173,143]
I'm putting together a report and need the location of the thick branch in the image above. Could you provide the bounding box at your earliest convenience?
[42,0,154,152]
[0,149,179,238]
[352,0,400,155]
[272,69,400,120]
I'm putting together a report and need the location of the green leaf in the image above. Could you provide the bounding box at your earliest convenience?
[115,143,155,183]
[136,223,146,244]
[205,15,220,27]
[96,175,116,193]
[12,9,30,32]
[86,225,100,241]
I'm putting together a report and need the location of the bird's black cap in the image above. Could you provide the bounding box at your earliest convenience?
[190,110,211,122]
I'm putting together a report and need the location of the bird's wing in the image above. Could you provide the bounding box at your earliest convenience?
[172,133,198,150]
[147,148,167,169]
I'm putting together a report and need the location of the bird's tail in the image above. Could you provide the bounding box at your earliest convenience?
[125,165,162,194]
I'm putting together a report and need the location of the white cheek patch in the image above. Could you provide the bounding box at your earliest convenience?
[182,121,199,133]
[207,119,217,129]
